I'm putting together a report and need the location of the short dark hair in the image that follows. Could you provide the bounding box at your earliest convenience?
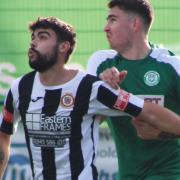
[29,17,76,63]
[108,0,154,32]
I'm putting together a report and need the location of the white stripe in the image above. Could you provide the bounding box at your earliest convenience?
[129,94,144,109]
[30,139,43,180]
[87,50,117,76]
[150,48,180,75]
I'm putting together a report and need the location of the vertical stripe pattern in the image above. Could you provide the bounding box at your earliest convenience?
[69,75,98,180]
[18,71,36,178]
[91,116,98,180]
[41,89,62,180]
[1,71,114,180]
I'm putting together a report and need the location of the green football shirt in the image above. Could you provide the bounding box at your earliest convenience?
[87,47,180,180]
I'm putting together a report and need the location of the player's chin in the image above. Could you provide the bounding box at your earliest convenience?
[29,58,38,68]
[107,39,114,49]
[28,55,37,62]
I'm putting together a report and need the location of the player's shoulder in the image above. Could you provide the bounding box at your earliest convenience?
[150,46,173,58]
[150,47,180,75]
[89,49,117,61]
[10,71,36,91]
[87,49,118,75]
[77,70,100,81]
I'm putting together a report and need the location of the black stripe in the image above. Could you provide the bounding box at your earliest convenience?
[124,102,142,117]
[18,71,36,178]
[91,116,98,180]
[5,90,14,113]
[97,85,117,108]
[69,74,99,180]
[1,90,14,134]
[97,86,142,117]
[41,89,62,180]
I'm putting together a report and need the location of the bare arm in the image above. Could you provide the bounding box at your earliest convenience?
[132,118,180,140]
[0,131,11,179]
[137,102,180,135]
[131,118,161,140]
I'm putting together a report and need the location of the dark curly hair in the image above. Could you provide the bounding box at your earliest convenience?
[29,17,76,63]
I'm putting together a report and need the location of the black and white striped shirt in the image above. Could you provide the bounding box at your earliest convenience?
[0,70,143,180]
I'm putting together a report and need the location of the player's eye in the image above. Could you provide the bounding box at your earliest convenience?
[39,34,48,40]
[109,17,116,22]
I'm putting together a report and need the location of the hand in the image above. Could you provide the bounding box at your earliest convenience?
[131,118,161,140]
[99,67,127,89]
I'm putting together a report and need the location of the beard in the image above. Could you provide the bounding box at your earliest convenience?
[29,46,58,73]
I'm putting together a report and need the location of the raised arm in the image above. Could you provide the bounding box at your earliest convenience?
[0,131,11,179]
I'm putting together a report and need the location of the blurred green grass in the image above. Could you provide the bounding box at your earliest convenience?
[0,0,180,103]
[0,0,180,71]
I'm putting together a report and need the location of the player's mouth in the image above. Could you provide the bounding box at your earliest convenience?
[106,32,111,40]
[28,48,37,58]
[106,34,112,43]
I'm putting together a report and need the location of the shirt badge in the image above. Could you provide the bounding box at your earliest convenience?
[144,71,160,86]
[60,93,74,108]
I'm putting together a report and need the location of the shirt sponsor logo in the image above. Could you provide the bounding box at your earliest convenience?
[40,114,71,132]
[144,71,160,86]
[25,113,71,148]
[137,95,164,106]
[60,93,74,108]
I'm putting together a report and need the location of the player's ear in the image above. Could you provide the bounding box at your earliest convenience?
[131,16,141,32]
[58,41,70,53]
